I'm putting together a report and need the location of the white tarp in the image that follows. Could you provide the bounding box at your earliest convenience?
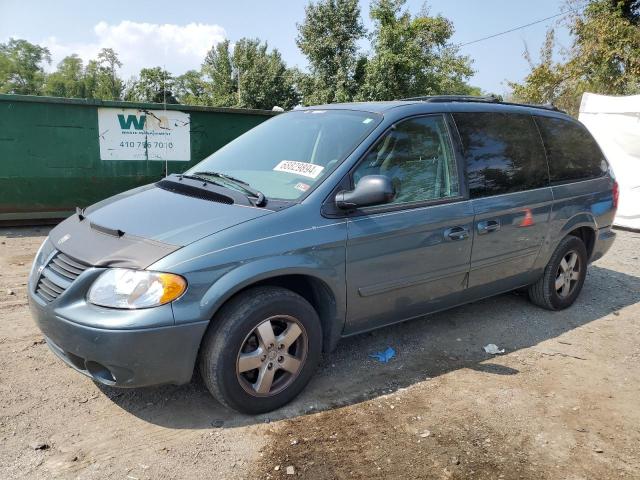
[579,93,640,230]
[98,107,191,161]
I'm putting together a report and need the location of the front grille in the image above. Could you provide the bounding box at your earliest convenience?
[35,251,90,303]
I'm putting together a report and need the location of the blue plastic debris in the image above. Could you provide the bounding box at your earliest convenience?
[370,347,396,363]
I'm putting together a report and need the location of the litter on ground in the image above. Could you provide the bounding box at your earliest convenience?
[370,347,396,363]
[483,344,505,355]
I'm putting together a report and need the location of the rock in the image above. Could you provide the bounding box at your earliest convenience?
[29,441,49,450]
[6,289,15,296]
[594,447,604,453]
[420,430,431,438]
[290,439,298,445]
[274,465,280,471]
[451,456,460,465]
[286,465,295,475]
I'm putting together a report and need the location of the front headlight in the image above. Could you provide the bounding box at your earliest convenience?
[88,269,187,309]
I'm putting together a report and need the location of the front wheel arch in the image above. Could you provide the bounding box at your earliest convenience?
[200,267,344,353]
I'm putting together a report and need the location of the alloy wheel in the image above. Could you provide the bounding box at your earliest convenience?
[555,250,581,298]
[236,315,308,397]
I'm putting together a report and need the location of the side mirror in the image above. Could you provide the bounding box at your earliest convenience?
[335,175,395,210]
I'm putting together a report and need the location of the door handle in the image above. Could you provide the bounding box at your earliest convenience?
[444,226,469,241]
[477,219,501,235]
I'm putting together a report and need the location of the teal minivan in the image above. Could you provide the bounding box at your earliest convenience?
[29,96,617,413]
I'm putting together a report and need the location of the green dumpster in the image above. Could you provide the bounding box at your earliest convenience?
[0,94,276,222]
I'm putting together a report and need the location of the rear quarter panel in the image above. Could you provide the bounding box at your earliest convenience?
[535,176,616,269]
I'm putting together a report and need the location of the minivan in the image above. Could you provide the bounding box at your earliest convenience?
[28,96,618,413]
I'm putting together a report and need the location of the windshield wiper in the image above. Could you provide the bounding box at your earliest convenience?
[193,171,267,207]
[178,173,221,185]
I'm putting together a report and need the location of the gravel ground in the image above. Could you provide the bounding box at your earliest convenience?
[1,227,639,479]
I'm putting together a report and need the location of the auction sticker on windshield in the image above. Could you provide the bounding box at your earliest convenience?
[274,160,324,179]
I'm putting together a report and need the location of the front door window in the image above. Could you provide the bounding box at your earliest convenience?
[352,115,460,205]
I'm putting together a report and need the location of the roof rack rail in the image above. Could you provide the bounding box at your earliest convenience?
[400,94,563,112]
[402,94,501,104]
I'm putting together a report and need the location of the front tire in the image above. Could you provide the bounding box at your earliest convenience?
[528,235,588,310]
[199,286,322,414]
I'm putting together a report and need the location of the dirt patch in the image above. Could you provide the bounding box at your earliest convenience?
[1,227,639,479]
[257,330,640,479]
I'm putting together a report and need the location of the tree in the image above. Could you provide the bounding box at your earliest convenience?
[359,0,475,101]
[510,0,640,115]
[233,39,299,110]
[296,0,366,104]
[83,60,101,99]
[509,30,569,108]
[174,70,207,105]
[202,38,299,109]
[83,48,124,100]
[565,0,640,94]
[0,39,51,95]
[202,40,237,107]
[124,67,178,104]
[96,48,124,99]
[44,54,85,98]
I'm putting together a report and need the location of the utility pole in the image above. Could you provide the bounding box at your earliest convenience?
[237,67,241,105]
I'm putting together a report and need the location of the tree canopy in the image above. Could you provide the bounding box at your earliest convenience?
[124,67,178,104]
[0,0,483,108]
[359,0,476,100]
[202,38,299,109]
[0,39,51,95]
[10,0,638,112]
[510,0,640,114]
[296,0,366,104]
[44,54,85,98]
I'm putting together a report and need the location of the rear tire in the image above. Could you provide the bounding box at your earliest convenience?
[528,235,588,310]
[199,286,322,414]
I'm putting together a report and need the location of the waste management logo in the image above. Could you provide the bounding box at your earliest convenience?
[98,108,191,161]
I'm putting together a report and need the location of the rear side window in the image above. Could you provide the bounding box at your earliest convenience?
[453,112,549,198]
[534,116,607,184]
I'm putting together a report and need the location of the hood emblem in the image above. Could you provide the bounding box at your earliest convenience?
[57,234,71,246]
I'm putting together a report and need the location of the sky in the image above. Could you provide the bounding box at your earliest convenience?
[0,0,573,95]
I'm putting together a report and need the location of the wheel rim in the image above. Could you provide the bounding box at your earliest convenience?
[555,250,581,298]
[235,315,308,397]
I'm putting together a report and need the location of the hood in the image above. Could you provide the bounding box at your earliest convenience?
[48,183,273,269]
[85,184,272,246]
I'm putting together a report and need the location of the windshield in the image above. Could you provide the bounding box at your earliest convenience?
[188,109,381,201]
